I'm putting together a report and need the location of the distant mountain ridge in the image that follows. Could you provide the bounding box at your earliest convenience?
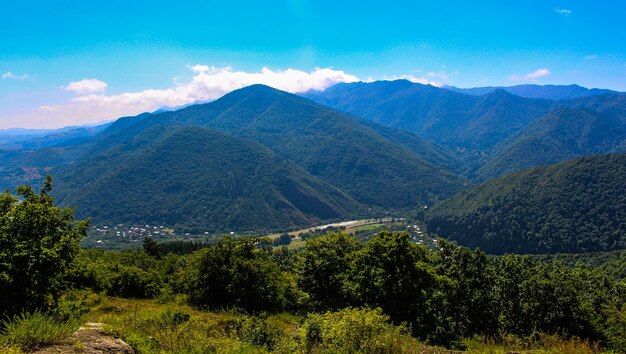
[444,84,622,100]
[307,80,626,180]
[305,80,555,151]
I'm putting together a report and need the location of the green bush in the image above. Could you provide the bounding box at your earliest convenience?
[0,310,79,351]
[230,315,288,351]
[300,307,419,353]
[109,265,162,299]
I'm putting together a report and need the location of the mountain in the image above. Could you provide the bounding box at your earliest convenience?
[0,85,467,231]
[100,84,467,208]
[445,84,621,100]
[359,120,466,174]
[0,122,113,150]
[55,125,362,233]
[305,80,554,151]
[477,108,626,179]
[426,154,626,254]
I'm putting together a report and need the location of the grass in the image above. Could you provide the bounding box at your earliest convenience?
[463,333,603,354]
[86,297,437,354]
[0,310,80,351]
[3,295,610,353]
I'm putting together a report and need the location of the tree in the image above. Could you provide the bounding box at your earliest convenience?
[346,231,440,329]
[0,176,89,316]
[296,232,361,310]
[143,236,161,258]
[186,237,299,312]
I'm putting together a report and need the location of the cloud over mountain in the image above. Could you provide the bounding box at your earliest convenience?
[35,66,360,126]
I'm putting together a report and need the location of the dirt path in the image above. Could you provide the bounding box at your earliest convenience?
[36,322,134,354]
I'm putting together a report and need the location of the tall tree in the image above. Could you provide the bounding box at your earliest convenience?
[0,176,89,316]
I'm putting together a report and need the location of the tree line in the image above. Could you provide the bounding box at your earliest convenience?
[1,179,626,351]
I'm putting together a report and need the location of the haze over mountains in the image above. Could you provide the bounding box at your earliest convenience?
[1,80,625,241]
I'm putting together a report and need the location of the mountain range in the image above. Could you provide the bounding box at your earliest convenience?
[0,84,468,232]
[1,81,625,240]
[444,84,621,100]
[306,80,626,180]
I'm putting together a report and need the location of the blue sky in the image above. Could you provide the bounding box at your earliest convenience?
[1,0,626,128]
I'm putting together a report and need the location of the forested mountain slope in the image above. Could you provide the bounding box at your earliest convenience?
[55,126,362,233]
[305,80,554,150]
[477,108,626,179]
[102,84,467,208]
[426,154,626,254]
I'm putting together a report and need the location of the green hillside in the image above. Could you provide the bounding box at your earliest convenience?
[55,125,362,233]
[426,154,626,254]
[108,84,467,208]
[477,108,626,179]
[306,80,554,151]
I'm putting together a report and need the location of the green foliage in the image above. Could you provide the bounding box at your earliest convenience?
[186,237,301,312]
[478,108,626,180]
[55,125,361,234]
[58,231,626,352]
[300,307,420,353]
[109,265,162,299]
[346,231,439,326]
[230,315,289,351]
[427,154,626,254]
[0,310,79,351]
[296,232,362,310]
[67,249,164,298]
[429,240,499,342]
[143,236,161,258]
[0,176,88,317]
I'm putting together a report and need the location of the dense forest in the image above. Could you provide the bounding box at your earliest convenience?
[307,81,626,181]
[426,154,626,254]
[1,180,626,353]
[478,108,626,179]
[54,125,362,233]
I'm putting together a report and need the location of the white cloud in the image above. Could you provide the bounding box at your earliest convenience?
[34,66,360,126]
[584,54,598,60]
[554,8,572,15]
[65,79,108,95]
[2,72,28,80]
[190,64,210,73]
[382,74,443,87]
[509,68,550,82]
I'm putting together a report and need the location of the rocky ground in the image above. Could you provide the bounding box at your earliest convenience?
[36,323,133,354]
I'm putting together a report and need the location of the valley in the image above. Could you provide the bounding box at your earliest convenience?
[4,2,626,352]
[2,81,626,353]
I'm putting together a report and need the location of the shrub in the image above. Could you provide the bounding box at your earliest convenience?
[109,265,162,298]
[0,310,79,351]
[300,307,420,353]
[230,315,288,351]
